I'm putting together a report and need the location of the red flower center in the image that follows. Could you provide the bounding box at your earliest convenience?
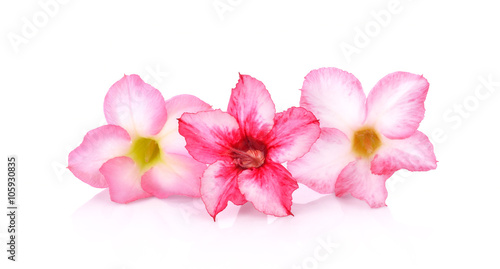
[231,139,266,169]
[234,148,265,169]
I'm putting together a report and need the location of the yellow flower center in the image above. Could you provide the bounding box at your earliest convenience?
[128,137,162,171]
[352,128,382,158]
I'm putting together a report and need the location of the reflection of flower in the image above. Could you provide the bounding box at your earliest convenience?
[288,68,437,208]
[178,74,320,219]
[68,75,211,203]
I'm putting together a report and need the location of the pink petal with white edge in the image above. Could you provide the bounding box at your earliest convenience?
[68,125,131,188]
[99,156,152,203]
[265,107,320,163]
[104,74,168,138]
[141,153,207,198]
[300,67,366,136]
[238,163,298,217]
[227,74,276,140]
[200,161,246,220]
[335,159,393,208]
[178,110,242,164]
[157,94,212,155]
[365,72,429,139]
[288,128,355,194]
[371,131,437,175]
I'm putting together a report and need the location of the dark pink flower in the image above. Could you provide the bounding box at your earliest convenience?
[68,75,212,203]
[288,68,437,208]
[179,74,320,219]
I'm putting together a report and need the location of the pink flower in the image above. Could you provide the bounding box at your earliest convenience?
[178,74,321,219]
[68,75,212,203]
[288,68,437,208]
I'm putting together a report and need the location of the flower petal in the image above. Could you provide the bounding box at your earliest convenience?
[157,94,212,155]
[141,153,207,198]
[265,107,320,163]
[99,156,152,203]
[335,159,393,208]
[300,67,366,136]
[365,72,429,139]
[68,125,131,188]
[227,74,276,140]
[371,131,437,175]
[238,163,298,217]
[178,110,242,164]
[288,128,355,194]
[200,161,246,220]
[104,74,168,138]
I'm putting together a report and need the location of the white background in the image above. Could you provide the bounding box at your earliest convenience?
[1,0,500,268]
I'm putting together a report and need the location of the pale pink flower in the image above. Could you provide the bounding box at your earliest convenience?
[288,68,437,207]
[68,75,211,203]
[178,74,320,219]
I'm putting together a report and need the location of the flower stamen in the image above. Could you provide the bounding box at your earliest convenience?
[352,128,382,158]
[129,137,161,170]
[232,148,265,169]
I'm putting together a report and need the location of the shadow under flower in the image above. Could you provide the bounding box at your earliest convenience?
[72,189,431,268]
